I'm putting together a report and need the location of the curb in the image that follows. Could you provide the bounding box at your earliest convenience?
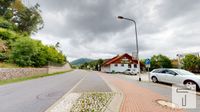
[99,73,124,112]
[45,75,87,112]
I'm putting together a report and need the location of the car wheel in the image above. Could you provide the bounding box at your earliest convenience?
[184,81,199,91]
[152,76,158,83]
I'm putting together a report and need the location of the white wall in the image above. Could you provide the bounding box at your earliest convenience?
[110,64,138,73]
[101,66,110,72]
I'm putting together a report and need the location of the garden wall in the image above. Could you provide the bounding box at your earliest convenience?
[0,63,71,80]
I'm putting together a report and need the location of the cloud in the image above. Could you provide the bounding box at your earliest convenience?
[30,0,200,61]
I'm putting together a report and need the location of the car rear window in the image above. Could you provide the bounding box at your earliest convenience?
[152,69,162,73]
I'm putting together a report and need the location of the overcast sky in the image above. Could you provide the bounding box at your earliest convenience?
[27,0,200,61]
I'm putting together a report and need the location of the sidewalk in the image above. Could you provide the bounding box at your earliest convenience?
[100,73,185,112]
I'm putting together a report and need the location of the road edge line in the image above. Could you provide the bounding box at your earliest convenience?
[45,74,87,112]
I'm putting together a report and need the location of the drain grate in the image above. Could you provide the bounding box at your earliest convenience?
[156,99,179,109]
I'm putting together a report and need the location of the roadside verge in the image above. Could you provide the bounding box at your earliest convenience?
[0,69,73,86]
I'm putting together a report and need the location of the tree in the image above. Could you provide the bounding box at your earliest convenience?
[150,54,172,70]
[12,3,44,34]
[0,0,15,18]
[1,0,44,34]
[182,54,198,72]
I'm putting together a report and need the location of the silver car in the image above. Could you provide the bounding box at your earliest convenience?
[124,69,137,75]
[150,68,200,90]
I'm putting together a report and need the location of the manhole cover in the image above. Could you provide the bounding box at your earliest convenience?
[36,91,64,100]
[156,99,179,109]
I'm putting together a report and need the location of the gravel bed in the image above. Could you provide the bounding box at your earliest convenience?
[70,92,114,112]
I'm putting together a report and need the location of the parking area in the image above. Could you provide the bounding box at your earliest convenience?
[109,72,200,112]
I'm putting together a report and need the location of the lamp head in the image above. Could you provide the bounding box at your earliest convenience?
[118,16,124,19]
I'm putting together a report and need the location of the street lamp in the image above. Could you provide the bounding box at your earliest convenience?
[117,16,141,81]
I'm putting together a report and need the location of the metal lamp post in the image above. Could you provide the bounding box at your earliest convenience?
[117,16,141,81]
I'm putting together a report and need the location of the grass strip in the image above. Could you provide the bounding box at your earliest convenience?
[0,69,73,85]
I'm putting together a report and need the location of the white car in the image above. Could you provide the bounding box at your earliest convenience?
[124,69,137,75]
[150,68,200,90]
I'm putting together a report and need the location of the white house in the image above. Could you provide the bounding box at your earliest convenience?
[101,53,142,73]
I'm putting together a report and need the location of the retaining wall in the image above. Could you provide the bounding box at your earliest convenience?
[0,63,71,80]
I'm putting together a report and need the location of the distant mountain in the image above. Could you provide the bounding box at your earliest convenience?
[70,58,94,65]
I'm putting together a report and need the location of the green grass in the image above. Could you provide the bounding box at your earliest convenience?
[0,69,73,85]
[0,63,19,68]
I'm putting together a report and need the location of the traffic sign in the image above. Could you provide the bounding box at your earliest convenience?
[145,59,151,68]
[145,59,151,65]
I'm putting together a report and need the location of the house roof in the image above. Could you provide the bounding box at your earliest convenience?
[102,53,140,66]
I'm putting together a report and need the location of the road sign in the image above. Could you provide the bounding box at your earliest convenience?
[145,59,150,64]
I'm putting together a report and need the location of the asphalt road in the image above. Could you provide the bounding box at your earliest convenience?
[0,70,111,112]
[114,74,200,112]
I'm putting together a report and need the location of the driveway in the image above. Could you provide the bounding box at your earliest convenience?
[0,70,111,112]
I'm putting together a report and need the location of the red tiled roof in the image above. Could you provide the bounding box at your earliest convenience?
[102,53,139,66]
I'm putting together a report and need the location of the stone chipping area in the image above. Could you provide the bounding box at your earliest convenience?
[70,92,114,112]
[47,92,114,112]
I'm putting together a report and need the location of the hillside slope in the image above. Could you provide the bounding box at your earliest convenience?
[70,58,93,65]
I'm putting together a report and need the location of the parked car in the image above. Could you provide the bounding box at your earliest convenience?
[150,68,200,90]
[124,69,137,75]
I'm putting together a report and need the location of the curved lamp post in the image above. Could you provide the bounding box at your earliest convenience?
[117,16,141,81]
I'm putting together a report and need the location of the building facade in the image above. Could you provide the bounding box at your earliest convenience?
[101,53,141,73]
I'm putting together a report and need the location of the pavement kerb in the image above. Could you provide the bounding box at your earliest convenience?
[98,72,124,112]
[45,74,87,112]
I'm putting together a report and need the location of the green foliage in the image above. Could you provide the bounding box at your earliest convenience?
[10,37,66,67]
[0,28,20,40]
[182,54,199,72]
[12,3,44,34]
[150,54,172,70]
[0,1,65,67]
[1,0,43,35]
[0,52,8,61]
[0,17,16,30]
[0,0,15,17]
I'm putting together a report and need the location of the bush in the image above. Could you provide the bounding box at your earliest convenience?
[10,37,66,67]
[0,28,20,40]
[0,53,8,61]
[150,54,172,70]
[182,54,199,72]
[0,17,16,30]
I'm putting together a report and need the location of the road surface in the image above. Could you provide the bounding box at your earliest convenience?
[0,70,111,112]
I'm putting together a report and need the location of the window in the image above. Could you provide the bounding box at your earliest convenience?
[128,64,131,68]
[121,64,124,67]
[114,64,118,67]
[166,70,177,75]
[134,64,137,68]
[152,69,162,73]
[160,70,167,74]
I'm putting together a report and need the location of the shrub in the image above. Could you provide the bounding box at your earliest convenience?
[182,54,199,72]
[0,53,8,61]
[0,17,16,30]
[0,28,20,40]
[10,37,66,67]
[150,54,172,70]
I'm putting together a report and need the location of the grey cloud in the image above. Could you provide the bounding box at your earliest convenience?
[30,0,200,60]
[155,0,200,20]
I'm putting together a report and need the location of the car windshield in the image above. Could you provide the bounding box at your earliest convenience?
[173,69,195,76]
